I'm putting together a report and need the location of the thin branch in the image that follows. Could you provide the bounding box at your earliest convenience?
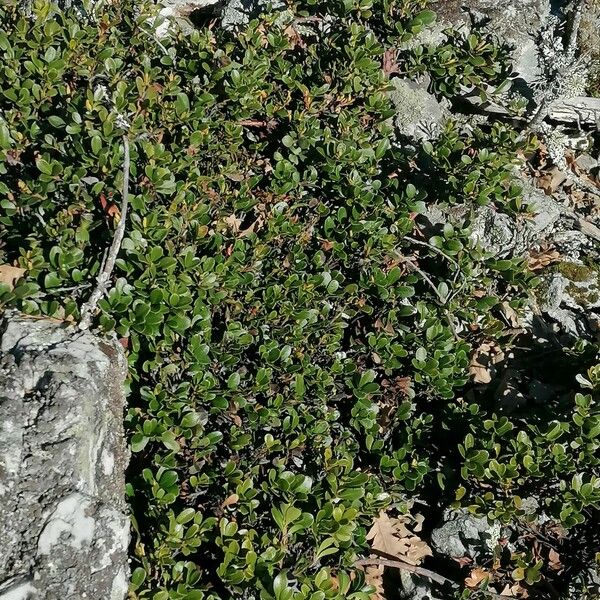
[355,557,453,587]
[566,1,583,58]
[79,135,130,330]
[403,235,461,268]
[404,257,448,304]
[529,90,553,132]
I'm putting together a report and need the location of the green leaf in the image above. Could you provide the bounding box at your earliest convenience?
[131,433,149,453]
[91,135,102,154]
[48,115,65,128]
[37,159,53,174]
[161,430,180,452]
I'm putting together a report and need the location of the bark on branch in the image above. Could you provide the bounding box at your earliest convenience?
[79,135,130,330]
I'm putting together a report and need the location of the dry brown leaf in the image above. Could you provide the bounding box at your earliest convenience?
[404,538,433,565]
[221,493,239,508]
[413,513,425,533]
[99,192,121,220]
[548,548,562,571]
[469,342,505,384]
[364,565,385,599]
[465,567,492,588]
[382,48,399,76]
[453,555,473,567]
[224,213,242,233]
[537,166,567,195]
[527,248,560,271]
[239,217,264,238]
[367,512,432,566]
[500,301,521,328]
[367,512,411,555]
[283,24,306,49]
[0,264,26,290]
[500,582,529,598]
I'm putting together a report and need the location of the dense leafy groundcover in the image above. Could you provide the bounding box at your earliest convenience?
[0,0,599,597]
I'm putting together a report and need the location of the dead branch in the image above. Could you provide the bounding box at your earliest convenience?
[79,135,130,330]
[403,257,448,304]
[566,1,584,58]
[355,557,453,586]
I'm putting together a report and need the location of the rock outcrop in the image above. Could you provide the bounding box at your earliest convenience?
[0,313,129,600]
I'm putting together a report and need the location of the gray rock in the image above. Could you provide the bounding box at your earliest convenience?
[155,0,284,35]
[470,206,519,257]
[399,571,442,600]
[469,181,562,258]
[430,508,500,560]
[0,313,129,600]
[553,230,595,262]
[389,78,449,142]
[155,0,221,37]
[575,153,599,174]
[537,261,600,339]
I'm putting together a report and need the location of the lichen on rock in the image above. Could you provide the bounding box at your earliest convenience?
[0,312,129,600]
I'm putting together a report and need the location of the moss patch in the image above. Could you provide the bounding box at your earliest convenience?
[556,261,600,284]
[566,283,600,308]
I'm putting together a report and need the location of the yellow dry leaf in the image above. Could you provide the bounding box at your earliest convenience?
[0,264,26,290]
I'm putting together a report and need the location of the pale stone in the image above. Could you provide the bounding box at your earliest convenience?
[0,313,129,600]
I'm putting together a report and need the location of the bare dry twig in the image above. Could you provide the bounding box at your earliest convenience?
[404,257,448,304]
[356,557,453,586]
[357,557,515,599]
[79,135,130,330]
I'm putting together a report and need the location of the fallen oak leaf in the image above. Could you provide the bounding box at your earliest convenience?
[367,512,432,566]
[364,565,385,600]
[404,538,433,566]
[527,248,560,271]
[0,264,26,290]
[469,342,505,384]
[536,166,567,195]
[367,512,412,557]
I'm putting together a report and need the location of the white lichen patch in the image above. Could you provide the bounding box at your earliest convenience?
[37,493,96,554]
[0,580,38,600]
[102,449,115,475]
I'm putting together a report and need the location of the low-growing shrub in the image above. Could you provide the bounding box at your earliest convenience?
[0,0,598,598]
